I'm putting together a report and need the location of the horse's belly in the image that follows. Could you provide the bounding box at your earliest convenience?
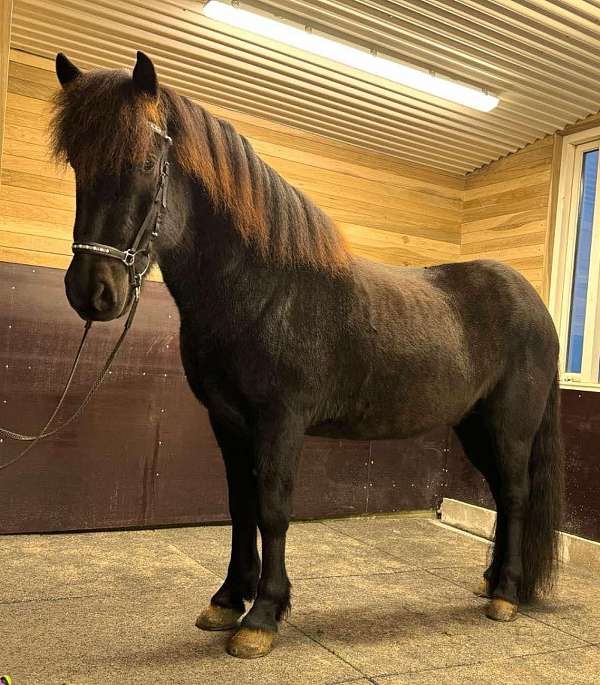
[308,375,478,440]
[308,405,449,440]
[306,419,431,440]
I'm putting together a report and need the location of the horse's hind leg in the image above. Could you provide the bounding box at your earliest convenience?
[454,409,505,598]
[196,415,260,632]
[485,436,532,621]
[482,377,549,622]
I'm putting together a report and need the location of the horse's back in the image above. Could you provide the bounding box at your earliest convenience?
[361,257,555,350]
[308,258,558,439]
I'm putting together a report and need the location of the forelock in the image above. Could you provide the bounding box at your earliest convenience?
[50,69,164,181]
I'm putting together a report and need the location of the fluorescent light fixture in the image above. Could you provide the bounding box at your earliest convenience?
[203,1,499,112]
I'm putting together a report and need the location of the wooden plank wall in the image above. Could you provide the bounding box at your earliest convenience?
[0,0,14,176]
[0,49,463,276]
[461,137,557,296]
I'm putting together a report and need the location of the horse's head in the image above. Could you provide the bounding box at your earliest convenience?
[54,52,170,321]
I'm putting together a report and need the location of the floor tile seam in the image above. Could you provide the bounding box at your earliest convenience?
[422,567,491,599]
[518,607,598,645]
[157,540,225,581]
[325,676,377,685]
[319,521,486,566]
[284,616,372,682]
[316,524,430,565]
[367,641,599,681]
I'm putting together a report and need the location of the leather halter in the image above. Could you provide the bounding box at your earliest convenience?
[71,121,172,304]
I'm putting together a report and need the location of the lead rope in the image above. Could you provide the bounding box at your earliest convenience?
[0,291,140,471]
[0,320,93,443]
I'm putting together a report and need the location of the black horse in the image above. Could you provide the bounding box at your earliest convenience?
[52,52,563,658]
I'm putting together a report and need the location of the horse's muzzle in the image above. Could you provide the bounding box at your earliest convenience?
[65,255,129,321]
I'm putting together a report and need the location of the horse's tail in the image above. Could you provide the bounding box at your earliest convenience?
[520,373,564,602]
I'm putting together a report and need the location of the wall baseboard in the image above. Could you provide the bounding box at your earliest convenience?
[439,498,600,574]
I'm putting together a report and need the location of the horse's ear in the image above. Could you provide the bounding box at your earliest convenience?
[132,51,158,97]
[56,53,82,88]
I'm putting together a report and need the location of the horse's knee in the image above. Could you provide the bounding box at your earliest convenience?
[256,485,292,534]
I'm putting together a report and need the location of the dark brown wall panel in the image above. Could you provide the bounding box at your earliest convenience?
[560,390,600,541]
[145,375,228,526]
[442,430,494,510]
[0,263,181,532]
[444,390,600,542]
[0,262,444,533]
[368,430,449,513]
[293,437,370,520]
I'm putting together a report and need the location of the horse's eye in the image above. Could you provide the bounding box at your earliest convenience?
[142,158,156,172]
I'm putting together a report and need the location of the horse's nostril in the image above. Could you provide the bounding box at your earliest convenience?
[92,281,116,313]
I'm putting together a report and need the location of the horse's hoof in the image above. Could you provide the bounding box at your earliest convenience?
[486,598,518,622]
[195,604,243,631]
[227,627,274,658]
[475,578,491,598]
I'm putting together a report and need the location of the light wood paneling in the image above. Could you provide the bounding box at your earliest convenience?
[0,49,463,277]
[0,0,14,175]
[461,137,557,295]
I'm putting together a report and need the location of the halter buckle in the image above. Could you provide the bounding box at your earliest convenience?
[123,249,137,267]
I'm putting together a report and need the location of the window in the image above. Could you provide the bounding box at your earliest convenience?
[550,128,600,388]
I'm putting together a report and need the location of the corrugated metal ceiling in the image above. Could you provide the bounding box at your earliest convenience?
[9,0,600,174]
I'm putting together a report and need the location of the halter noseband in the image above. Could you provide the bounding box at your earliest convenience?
[72,122,173,306]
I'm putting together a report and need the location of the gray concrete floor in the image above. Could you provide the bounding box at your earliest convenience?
[1,514,599,684]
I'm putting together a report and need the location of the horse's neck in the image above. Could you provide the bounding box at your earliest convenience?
[157,201,280,336]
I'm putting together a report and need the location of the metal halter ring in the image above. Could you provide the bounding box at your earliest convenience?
[123,249,137,267]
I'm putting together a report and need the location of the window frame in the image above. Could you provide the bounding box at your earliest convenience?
[550,126,600,391]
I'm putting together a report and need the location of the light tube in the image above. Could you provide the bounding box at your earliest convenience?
[203,1,499,112]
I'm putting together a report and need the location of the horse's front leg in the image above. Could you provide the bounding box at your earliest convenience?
[196,415,260,632]
[227,411,304,659]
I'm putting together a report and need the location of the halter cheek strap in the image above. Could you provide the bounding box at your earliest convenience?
[72,122,172,305]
